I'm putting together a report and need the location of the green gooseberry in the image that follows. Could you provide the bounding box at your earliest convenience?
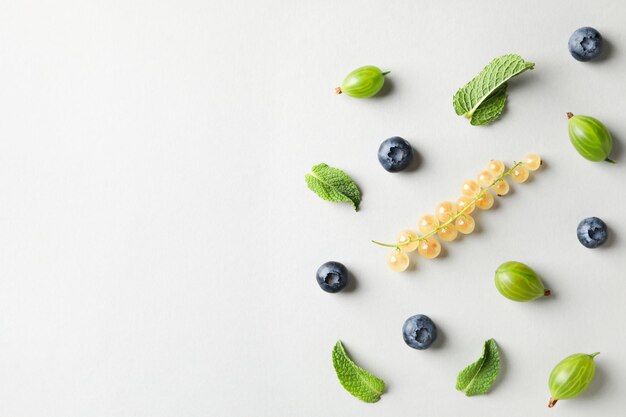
[335,65,389,98]
[548,352,599,408]
[494,261,550,302]
[567,112,615,163]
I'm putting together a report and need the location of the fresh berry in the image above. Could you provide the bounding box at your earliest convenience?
[377,137,413,172]
[387,250,409,272]
[316,261,349,293]
[495,261,550,302]
[577,217,608,248]
[335,66,389,98]
[568,27,603,62]
[402,314,437,350]
[548,352,600,408]
[567,113,615,163]
[373,156,542,272]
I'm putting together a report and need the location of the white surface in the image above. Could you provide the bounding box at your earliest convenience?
[1,1,625,416]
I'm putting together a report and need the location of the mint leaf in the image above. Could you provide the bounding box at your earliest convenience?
[469,84,507,126]
[453,54,534,125]
[305,163,361,210]
[332,340,385,403]
[456,338,501,396]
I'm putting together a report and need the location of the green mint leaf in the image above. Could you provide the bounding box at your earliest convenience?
[469,84,507,126]
[305,163,361,211]
[453,54,534,125]
[332,340,385,403]
[456,338,501,396]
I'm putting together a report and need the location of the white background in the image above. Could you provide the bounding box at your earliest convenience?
[1,1,625,416]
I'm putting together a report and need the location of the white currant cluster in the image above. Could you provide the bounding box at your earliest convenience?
[373,154,543,272]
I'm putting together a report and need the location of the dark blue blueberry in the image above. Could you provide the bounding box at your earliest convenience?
[378,136,413,172]
[402,314,437,350]
[568,27,603,62]
[577,217,608,248]
[316,261,349,293]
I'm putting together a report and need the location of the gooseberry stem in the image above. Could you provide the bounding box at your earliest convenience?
[382,71,390,76]
[548,398,558,408]
[605,157,616,164]
[372,162,524,249]
[544,289,551,297]
[566,112,574,119]
[335,87,342,95]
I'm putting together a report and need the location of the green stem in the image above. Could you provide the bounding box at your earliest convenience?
[590,352,600,358]
[371,240,399,249]
[605,158,616,164]
[371,162,524,248]
[382,71,390,76]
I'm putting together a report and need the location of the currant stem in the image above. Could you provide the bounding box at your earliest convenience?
[371,240,400,249]
[371,162,524,248]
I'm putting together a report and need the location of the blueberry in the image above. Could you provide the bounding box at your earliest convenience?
[402,314,437,350]
[577,217,608,248]
[568,27,603,62]
[378,136,413,172]
[316,261,349,293]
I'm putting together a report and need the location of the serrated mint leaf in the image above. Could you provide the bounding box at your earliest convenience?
[332,340,385,403]
[470,84,507,126]
[305,163,361,210]
[456,338,501,396]
[453,54,534,125]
